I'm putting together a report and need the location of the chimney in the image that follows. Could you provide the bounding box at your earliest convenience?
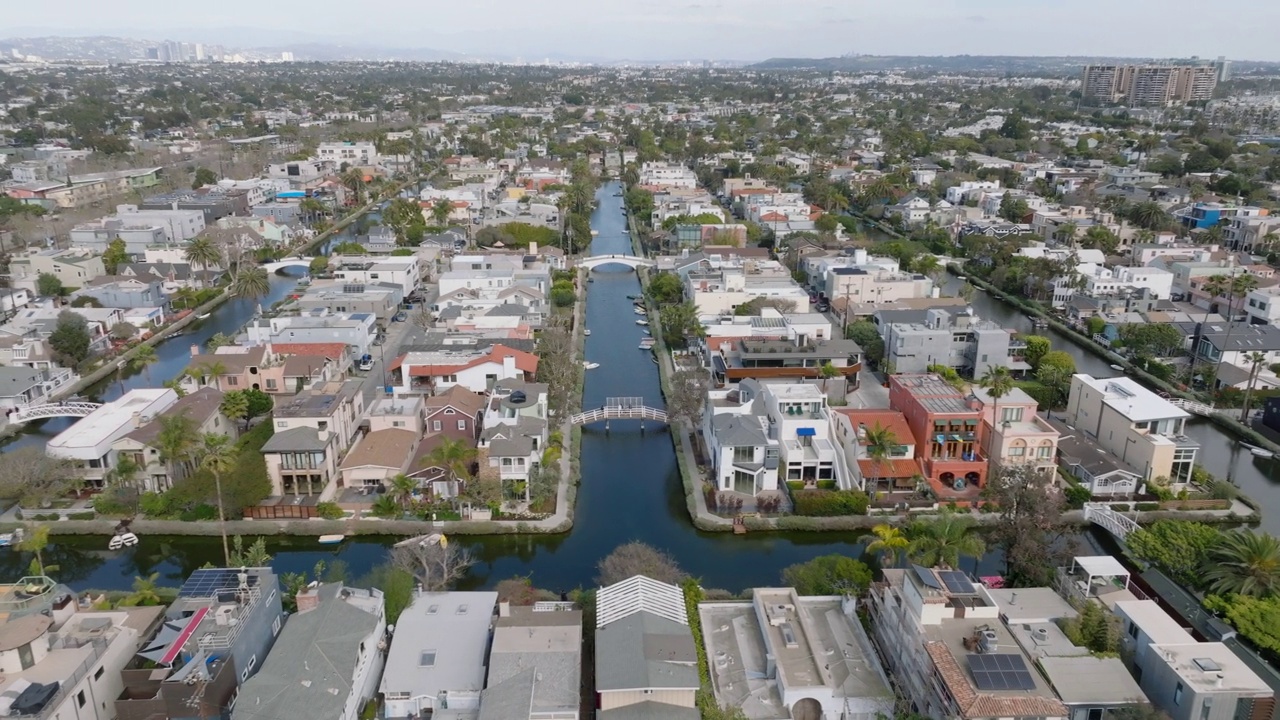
[1215,673,1225,688]
[295,583,321,614]
[502,353,517,376]
[498,601,510,617]
[528,241,537,255]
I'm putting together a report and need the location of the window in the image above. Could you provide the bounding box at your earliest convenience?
[433,420,442,431]
[1001,407,1023,423]
[94,667,104,681]
[733,446,755,463]
[1008,443,1025,457]
[1174,682,1184,706]
[267,589,277,604]
[77,691,86,708]
[1037,445,1053,459]
[427,604,439,614]
[1128,622,1139,639]
[1087,709,1104,720]
[226,376,238,386]
[247,655,257,672]
[266,379,278,390]
[393,420,405,428]
[272,616,281,636]
[457,420,466,430]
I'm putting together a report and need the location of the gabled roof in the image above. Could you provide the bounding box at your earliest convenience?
[597,576,687,628]
[924,641,1067,719]
[123,387,225,446]
[272,342,349,360]
[340,429,417,470]
[710,413,767,447]
[261,426,327,453]
[424,385,485,417]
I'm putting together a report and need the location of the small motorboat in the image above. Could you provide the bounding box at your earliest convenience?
[587,278,594,283]
[651,355,659,364]
[1109,364,1124,371]
[1241,443,1275,458]
[636,319,648,326]
[318,534,345,544]
[639,342,655,350]
[196,313,211,319]
[584,329,592,336]
[627,294,640,300]
[583,361,600,370]
[108,532,139,550]
[590,230,599,236]
[0,527,24,548]
[634,307,647,315]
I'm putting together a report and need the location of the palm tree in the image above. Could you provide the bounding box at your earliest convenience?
[431,198,453,227]
[1202,530,1280,597]
[1129,201,1169,231]
[183,236,223,291]
[979,365,1015,464]
[1195,274,1232,373]
[423,438,477,498]
[231,267,271,302]
[198,433,237,566]
[907,513,986,569]
[388,473,419,509]
[156,414,199,486]
[1135,133,1160,169]
[172,286,198,310]
[1055,221,1078,247]
[125,573,163,606]
[860,523,911,567]
[860,423,898,495]
[341,168,366,205]
[1214,272,1260,386]
[1240,351,1268,422]
[127,344,158,382]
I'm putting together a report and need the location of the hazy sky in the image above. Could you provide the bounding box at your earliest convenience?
[10,0,1280,61]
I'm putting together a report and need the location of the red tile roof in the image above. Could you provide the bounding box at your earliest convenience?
[402,344,539,377]
[271,342,348,360]
[924,642,1067,719]
[857,458,923,479]
[836,409,914,447]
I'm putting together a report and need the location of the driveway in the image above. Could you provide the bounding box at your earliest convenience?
[848,369,891,409]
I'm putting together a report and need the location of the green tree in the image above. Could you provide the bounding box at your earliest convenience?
[127,344,158,381]
[819,361,840,392]
[908,513,986,568]
[1127,520,1222,588]
[1241,351,1268,422]
[1081,226,1120,255]
[860,422,898,494]
[860,524,911,567]
[430,198,453,227]
[998,194,1030,222]
[156,414,200,486]
[1118,324,1184,357]
[645,272,684,305]
[1129,201,1170,231]
[206,332,236,350]
[37,272,63,297]
[388,473,419,510]
[1036,351,1076,407]
[183,236,222,290]
[231,267,271,301]
[979,365,1015,457]
[423,437,477,497]
[242,388,274,419]
[49,310,92,364]
[1203,530,1280,598]
[192,167,218,189]
[123,573,163,606]
[220,390,250,430]
[228,535,273,567]
[659,302,703,349]
[1022,335,1051,369]
[781,554,873,595]
[984,463,1070,587]
[309,256,329,275]
[846,320,885,365]
[102,237,130,274]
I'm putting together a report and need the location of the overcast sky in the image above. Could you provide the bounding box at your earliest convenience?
[10,0,1280,62]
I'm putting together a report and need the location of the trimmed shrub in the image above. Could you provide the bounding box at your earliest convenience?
[792,489,870,517]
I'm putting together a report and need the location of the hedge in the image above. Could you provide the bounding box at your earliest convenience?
[791,489,870,517]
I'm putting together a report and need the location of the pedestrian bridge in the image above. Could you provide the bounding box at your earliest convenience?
[1083,502,1141,540]
[577,254,656,271]
[569,397,667,426]
[7,401,102,424]
[262,257,317,273]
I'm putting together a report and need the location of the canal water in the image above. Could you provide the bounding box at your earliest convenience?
[942,275,1280,533]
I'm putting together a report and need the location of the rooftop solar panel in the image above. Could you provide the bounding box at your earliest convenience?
[940,570,976,594]
[912,564,943,590]
[967,653,1036,691]
[177,568,258,598]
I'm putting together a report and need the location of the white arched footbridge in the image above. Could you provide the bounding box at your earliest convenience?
[569,397,667,428]
[578,254,655,271]
[7,401,102,424]
[1083,502,1141,540]
[262,257,317,273]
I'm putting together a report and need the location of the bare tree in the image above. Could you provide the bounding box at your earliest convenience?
[665,367,709,429]
[0,447,76,507]
[534,316,576,416]
[597,541,688,587]
[391,535,475,592]
[411,306,435,332]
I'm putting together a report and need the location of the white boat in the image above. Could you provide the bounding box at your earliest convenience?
[584,329,592,336]
[196,313,211,319]
[108,532,139,550]
[590,230,599,236]
[0,527,23,547]
[636,319,648,326]
[1109,364,1124,371]
[1241,443,1275,458]
[583,361,600,370]
[318,534,345,544]
[634,307,647,315]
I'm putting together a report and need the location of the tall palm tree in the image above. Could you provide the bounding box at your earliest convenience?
[198,433,237,566]
[860,524,911,567]
[1055,221,1078,247]
[1240,351,1269,422]
[156,414,199,486]
[183,236,223,291]
[1202,530,1280,597]
[1195,274,1232,373]
[979,365,1015,464]
[1129,201,1169,231]
[431,198,453,227]
[860,423,898,496]
[231,267,271,303]
[126,573,163,606]
[423,437,477,498]
[1214,272,1260,386]
[127,344,158,382]
[907,513,986,569]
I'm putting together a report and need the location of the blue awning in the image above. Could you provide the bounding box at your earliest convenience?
[796,427,816,436]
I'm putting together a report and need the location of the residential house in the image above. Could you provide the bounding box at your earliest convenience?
[380,591,498,719]
[232,583,385,720]
[424,385,484,440]
[0,365,78,413]
[888,374,988,499]
[684,258,811,317]
[317,141,380,167]
[833,408,922,495]
[708,336,862,390]
[3,306,121,356]
[595,576,700,720]
[1064,374,1197,486]
[1114,600,1273,720]
[73,277,168,312]
[0,334,71,374]
[184,344,335,396]
[0,592,164,720]
[698,588,894,720]
[110,387,234,492]
[87,204,207,244]
[9,247,106,291]
[479,602,584,720]
[1045,415,1144,497]
[332,255,422,296]
[47,389,179,489]
[115,567,285,720]
[246,311,377,357]
[879,307,1023,379]
[68,219,170,255]
[339,427,420,491]
[703,385,780,496]
[391,343,538,395]
[478,380,549,503]
[967,386,1059,477]
[297,280,405,322]
[140,189,249,223]
[261,380,365,498]
[866,565,1069,720]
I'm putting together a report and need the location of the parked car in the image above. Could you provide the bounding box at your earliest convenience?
[815,302,831,313]
[392,312,408,322]
[357,354,374,371]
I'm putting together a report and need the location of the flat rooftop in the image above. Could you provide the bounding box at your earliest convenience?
[1152,643,1272,695]
[1039,656,1146,705]
[1075,374,1190,423]
[47,388,176,457]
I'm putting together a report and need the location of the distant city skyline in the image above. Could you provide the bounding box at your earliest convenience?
[7,0,1280,63]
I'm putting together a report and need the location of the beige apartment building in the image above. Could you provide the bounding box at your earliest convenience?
[1081,64,1217,106]
[1063,374,1197,487]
